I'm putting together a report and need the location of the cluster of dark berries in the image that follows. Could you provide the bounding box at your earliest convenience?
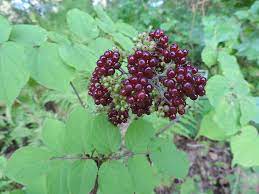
[121,76,154,117]
[88,29,207,125]
[88,50,121,106]
[108,108,129,126]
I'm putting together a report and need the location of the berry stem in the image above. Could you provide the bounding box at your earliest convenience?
[70,81,86,109]
[148,79,171,105]
[118,67,128,75]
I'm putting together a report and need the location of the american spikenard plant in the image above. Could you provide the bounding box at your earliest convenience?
[0,6,207,192]
[1,2,259,194]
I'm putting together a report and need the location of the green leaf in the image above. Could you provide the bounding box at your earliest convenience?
[180,178,196,194]
[26,42,75,92]
[68,160,98,194]
[125,119,155,153]
[59,43,97,71]
[67,8,99,42]
[0,15,12,43]
[42,118,66,154]
[203,16,240,44]
[199,111,228,141]
[0,156,7,178]
[150,138,189,179]
[128,156,158,194]
[112,33,134,51]
[240,97,258,126]
[207,73,249,108]
[46,160,69,194]
[65,106,94,154]
[115,22,138,38]
[48,31,70,45]
[25,176,47,194]
[218,51,243,80]
[96,18,116,34]
[231,125,259,167]
[201,41,217,67]
[10,25,47,46]
[6,147,53,184]
[236,34,259,64]
[98,161,134,194]
[213,96,240,136]
[0,42,29,106]
[94,5,115,33]
[88,37,115,56]
[90,113,121,155]
[206,75,229,107]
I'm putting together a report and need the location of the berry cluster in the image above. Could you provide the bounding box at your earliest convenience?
[127,50,159,79]
[88,50,121,106]
[121,76,154,117]
[88,29,207,125]
[108,108,129,125]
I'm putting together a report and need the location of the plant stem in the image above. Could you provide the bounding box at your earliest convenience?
[70,81,86,109]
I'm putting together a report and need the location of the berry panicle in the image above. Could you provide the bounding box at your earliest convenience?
[88,29,207,125]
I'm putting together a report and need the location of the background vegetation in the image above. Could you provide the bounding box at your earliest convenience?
[0,0,258,193]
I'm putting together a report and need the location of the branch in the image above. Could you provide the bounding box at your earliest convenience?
[70,81,86,109]
[155,117,180,137]
[50,155,91,160]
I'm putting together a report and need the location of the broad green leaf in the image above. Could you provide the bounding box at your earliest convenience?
[59,43,97,71]
[150,138,189,179]
[68,160,98,194]
[128,156,158,194]
[10,25,47,46]
[0,156,7,178]
[218,51,243,80]
[213,96,239,136]
[203,16,240,44]
[6,147,53,184]
[0,15,12,43]
[48,31,70,45]
[125,119,155,153]
[88,37,115,56]
[199,111,228,141]
[201,41,217,67]
[90,113,121,154]
[115,22,138,38]
[207,74,249,108]
[65,106,94,154]
[98,161,134,194]
[96,18,116,34]
[240,97,258,125]
[25,176,47,194]
[0,42,29,106]
[206,75,229,107]
[231,125,259,167]
[94,5,115,32]
[236,34,259,64]
[67,9,99,42]
[26,42,75,92]
[46,160,69,194]
[180,178,196,194]
[42,118,66,154]
[112,33,134,51]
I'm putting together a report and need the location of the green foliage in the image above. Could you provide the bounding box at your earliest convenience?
[1,1,259,193]
[98,160,134,194]
[150,138,189,179]
[0,16,12,44]
[231,125,259,167]
[67,9,99,42]
[10,25,47,46]
[0,42,29,107]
